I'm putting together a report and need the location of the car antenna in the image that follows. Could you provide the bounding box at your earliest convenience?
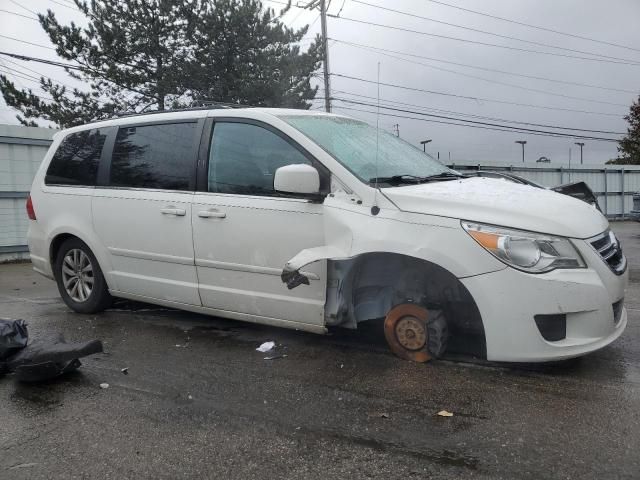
[372,61,381,216]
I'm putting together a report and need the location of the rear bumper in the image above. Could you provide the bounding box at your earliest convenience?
[27,223,54,280]
[630,210,640,221]
[461,240,628,362]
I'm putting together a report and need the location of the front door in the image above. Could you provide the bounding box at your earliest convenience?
[192,120,328,326]
[93,120,202,305]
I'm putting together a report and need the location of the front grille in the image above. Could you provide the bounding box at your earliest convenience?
[589,230,626,275]
[612,299,624,325]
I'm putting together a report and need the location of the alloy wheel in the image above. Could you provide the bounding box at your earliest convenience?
[61,249,94,303]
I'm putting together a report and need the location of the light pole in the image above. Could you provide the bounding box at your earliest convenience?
[515,140,527,163]
[574,142,585,164]
[420,139,432,152]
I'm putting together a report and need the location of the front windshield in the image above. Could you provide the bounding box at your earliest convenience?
[280,115,453,185]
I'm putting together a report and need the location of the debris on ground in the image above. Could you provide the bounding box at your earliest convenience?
[0,319,28,359]
[379,412,390,419]
[437,410,454,417]
[99,383,109,389]
[263,354,288,360]
[0,319,103,383]
[256,341,275,353]
[121,367,129,375]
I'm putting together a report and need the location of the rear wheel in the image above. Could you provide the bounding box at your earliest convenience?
[383,303,448,362]
[54,238,112,313]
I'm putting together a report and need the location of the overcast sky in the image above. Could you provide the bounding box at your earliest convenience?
[1,0,639,165]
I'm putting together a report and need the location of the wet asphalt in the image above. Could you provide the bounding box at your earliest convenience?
[1,223,639,479]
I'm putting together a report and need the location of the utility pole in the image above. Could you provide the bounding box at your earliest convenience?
[393,124,400,137]
[420,139,432,152]
[319,0,331,112]
[515,140,527,163]
[303,0,331,111]
[574,142,585,164]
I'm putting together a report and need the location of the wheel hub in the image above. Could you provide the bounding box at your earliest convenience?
[383,303,432,363]
[395,316,427,351]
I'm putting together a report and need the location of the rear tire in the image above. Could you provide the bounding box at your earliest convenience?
[54,238,112,313]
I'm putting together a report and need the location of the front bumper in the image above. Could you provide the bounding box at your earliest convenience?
[461,238,628,362]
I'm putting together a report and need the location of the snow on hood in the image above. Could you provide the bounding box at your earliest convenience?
[381,177,608,239]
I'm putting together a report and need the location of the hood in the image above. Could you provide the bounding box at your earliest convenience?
[382,177,608,239]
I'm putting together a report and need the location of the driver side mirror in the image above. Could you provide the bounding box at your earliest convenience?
[274,164,320,196]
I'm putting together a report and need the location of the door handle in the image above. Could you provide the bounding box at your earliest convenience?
[160,207,186,216]
[198,209,226,219]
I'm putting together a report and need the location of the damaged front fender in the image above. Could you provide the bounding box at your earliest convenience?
[281,245,350,290]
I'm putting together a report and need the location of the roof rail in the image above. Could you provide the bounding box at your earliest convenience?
[111,106,214,119]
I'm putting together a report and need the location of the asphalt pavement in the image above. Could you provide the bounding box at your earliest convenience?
[1,222,639,479]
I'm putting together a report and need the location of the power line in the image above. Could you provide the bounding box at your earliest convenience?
[332,97,620,141]
[0,65,55,101]
[0,35,56,51]
[351,0,640,63]
[333,104,618,142]
[327,15,640,66]
[331,72,625,117]
[330,90,625,134]
[7,0,37,16]
[330,39,637,94]
[0,67,40,84]
[0,51,83,71]
[331,40,629,107]
[1,56,76,89]
[422,0,640,54]
[49,0,79,11]
[0,8,39,21]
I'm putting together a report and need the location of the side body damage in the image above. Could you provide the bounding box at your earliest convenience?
[281,193,491,359]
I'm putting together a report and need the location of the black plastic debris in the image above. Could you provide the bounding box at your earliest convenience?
[0,319,28,361]
[280,268,310,289]
[0,319,103,383]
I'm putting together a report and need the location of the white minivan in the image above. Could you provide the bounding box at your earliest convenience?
[27,108,627,363]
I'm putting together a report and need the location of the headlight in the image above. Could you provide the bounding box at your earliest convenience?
[462,222,586,273]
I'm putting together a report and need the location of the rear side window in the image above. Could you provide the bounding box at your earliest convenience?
[45,129,107,186]
[109,122,197,191]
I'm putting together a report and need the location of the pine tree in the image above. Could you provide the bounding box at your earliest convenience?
[0,0,321,128]
[186,0,321,108]
[608,94,640,165]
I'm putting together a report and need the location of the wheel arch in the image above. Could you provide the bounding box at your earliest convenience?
[48,230,114,290]
[325,251,487,359]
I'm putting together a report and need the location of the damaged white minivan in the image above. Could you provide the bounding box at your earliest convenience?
[27,108,627,363]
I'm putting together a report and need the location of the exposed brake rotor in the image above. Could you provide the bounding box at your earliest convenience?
[383,303,431,363]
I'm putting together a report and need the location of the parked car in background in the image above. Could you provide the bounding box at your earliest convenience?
[26,108,628,363]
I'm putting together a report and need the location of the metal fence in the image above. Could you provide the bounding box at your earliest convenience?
[1,124,638,261]
[449,162,640,219]
[0,125,56,261]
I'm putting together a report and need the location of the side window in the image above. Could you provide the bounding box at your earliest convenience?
[109,122,197,191]
[45,129,107,186]
[208,122,313,195]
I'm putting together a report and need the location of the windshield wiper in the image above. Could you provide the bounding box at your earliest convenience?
[369,172,466,186]
[418,172,467,182]
[368,174,424,185]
